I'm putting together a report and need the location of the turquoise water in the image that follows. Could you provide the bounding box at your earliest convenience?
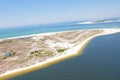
[9,32,120,80]
[0,21,120,39]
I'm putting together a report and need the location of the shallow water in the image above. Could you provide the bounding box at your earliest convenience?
[0,22,120,39]
[9,32,120,80]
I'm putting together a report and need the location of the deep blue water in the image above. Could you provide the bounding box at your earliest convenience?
[9,32,120,80]
[0,21,120,39]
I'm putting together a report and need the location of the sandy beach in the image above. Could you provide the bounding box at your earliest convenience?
[0,28,119,41]
[0,28,120,80]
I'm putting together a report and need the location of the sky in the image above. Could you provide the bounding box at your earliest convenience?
[0,0,120,28]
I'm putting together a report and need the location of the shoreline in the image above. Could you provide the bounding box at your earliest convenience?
[0,28,120,80]
[0,28,119,41]
[0,34,96,80]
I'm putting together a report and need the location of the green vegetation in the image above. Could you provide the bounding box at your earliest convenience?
[46,51,53,56]
[11,52,16,55]
[57,48,66,53]
[29,49,53,58]
[30,50,43,54]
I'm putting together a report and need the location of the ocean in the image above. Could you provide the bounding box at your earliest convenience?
[0,21,120,80]
[0,21,120,39]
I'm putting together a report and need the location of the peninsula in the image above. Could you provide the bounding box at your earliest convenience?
[0,28,120,80]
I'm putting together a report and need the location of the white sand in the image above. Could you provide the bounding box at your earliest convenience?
[0,28,120,79]
[0,28,119,41]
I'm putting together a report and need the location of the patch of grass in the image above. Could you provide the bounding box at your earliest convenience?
[12,52,16,55]
[57,48,66,53]
[30,50,53,58]
[46,51,53,56]
[30,50,43,54]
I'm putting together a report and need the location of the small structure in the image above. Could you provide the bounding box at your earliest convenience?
[4,53,12,58]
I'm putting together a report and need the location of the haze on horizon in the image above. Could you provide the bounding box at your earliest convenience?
[0,0,120,28]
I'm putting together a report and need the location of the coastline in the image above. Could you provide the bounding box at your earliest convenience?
[0,34,95,80]
[0,28,120,80]
[0,28,119,41]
